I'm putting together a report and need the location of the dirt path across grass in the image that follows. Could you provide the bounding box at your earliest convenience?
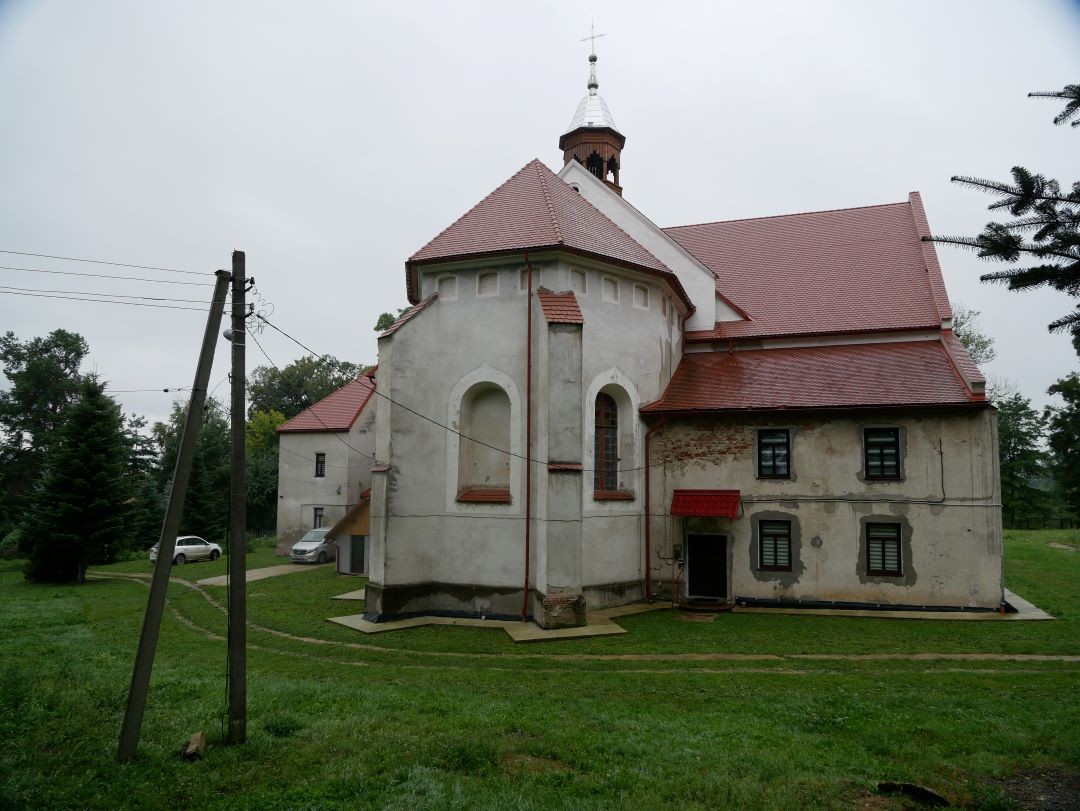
[92,572,1080,668]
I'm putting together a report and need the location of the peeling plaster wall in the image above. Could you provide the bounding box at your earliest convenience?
[649,410,1002,608]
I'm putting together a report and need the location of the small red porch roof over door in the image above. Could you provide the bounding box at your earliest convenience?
[670,489,741,518]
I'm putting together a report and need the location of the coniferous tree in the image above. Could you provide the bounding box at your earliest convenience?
[20,378,133,583]
[928,83,1079,336]
[993,392,1049,523]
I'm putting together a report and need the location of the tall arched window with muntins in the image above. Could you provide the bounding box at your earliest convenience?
[457,383,511,503]
[594,393,618,492]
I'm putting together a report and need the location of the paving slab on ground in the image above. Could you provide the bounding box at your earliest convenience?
[197,564,322,587]
[327,601,668,642]
[731,588,1053,621]
[331,588,367,601]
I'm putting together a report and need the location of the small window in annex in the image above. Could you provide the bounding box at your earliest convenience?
[477,271,498,297]
[864,427,901,479]
[759,520,792,571]
[313,507,324,529]
[633,284,649,309]
[602,276,619,303]
[866,523,902,576]
[314,452,326,478]
[518,268,529,293]
[437,275,457,300]
[757,429,790,478]
[570,268,587,295]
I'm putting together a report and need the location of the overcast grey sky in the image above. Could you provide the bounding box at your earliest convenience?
[0,0,1077,425]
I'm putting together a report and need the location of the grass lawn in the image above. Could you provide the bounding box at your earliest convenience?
[0,529,1077,809]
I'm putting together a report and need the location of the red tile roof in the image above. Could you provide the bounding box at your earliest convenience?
[642,340,986,414]
[277,373,376,433]
[378,294,437,338]
[671,490,741,518]
[406,160,692,309]
[537,288,584,324]
[666,195,950,340]
[940,328,986,388]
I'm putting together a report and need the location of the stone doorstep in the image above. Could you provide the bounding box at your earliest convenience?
[326,601,669,643]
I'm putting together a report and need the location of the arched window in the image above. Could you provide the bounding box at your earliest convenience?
[457,383,511,503]
[594,392,618,492]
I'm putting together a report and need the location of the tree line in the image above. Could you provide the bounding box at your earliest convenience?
[0,327,366,582]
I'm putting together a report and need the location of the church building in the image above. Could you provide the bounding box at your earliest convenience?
[357,50,1002,628]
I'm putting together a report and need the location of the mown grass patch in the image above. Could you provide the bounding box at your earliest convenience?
[0,533,1076,808]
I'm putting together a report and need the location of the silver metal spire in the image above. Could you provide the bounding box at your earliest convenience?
[564,25,619,134]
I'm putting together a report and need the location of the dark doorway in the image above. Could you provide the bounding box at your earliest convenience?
[350,535,366,575]
[687,534,727,600]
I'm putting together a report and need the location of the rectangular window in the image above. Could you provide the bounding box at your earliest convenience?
[757,429,790,478]
[314,453,326,478]
[866,523,902,576]
[759,520,792,571]
[313,507,324,529]
[864,428,900,479]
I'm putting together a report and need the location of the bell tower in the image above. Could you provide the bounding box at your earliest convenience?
[558,34,625,195]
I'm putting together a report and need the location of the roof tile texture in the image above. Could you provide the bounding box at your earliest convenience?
[537,288,584,324]
[665,200,947,339]
[409,159,670,275]
[670,490,741,517]
[643,340,983,413]
[277,373,376,433]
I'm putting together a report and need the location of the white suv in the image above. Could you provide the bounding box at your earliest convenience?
[150,536,222,565]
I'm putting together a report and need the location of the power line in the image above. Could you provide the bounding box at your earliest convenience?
[0,289,218,312]
[105,387,191,394]
[0,283,211,304]
[255,313,673,476]
[248,329,382,465]
[0,248,205,276]
[0,264,210,286]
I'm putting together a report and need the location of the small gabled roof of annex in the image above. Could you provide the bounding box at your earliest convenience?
[405,160,693,310]
[378,294,437,339]
[277,367,377,434]
[537,288,584,324]
[666,193,952,341]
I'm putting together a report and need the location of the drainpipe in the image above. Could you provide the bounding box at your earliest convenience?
[643,416,667,601]
[522,253,534,621]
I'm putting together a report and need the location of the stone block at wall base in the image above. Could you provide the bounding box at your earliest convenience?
[539,592,586,629]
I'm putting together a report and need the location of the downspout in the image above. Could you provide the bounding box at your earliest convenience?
[643,416,667,601]
[522,253,534,621]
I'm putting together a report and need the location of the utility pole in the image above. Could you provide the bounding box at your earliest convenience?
[117,270,231,763]
[227,250,247,743]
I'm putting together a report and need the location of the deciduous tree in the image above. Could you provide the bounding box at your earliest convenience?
[247,356,365,420]
[951,303,996,365]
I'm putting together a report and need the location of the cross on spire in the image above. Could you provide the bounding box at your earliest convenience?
[580,22,606,56]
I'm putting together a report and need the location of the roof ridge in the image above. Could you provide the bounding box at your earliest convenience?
[408,161,542,262]
[541,164,670,273]
[534,160,564,245]
[664,200,911,232]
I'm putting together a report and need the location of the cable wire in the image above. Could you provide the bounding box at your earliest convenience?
[0,283,211,304]
[0,263,211,286]
[248,329,383,465]
[0,248,205,276]
[0,289,218,312]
